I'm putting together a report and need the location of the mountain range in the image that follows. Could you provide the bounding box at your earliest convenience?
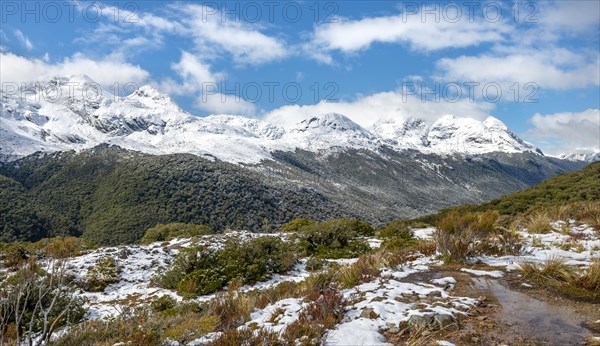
[0,74,551,163]
[0,75,592,244]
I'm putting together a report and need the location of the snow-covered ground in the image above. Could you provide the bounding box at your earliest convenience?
[54,220,598,345]
[63,231,294,319]
[479,221,600,270]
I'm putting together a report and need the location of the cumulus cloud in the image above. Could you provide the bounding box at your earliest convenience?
[263,89,494,129]
[179,4,287,65]
[86,3,287,65]
[156,51,255,114]
[524,109,600,155]
[436,48,600,91]
[158,51,224,96]
[306,6,510,62]
[0,52,150,88]
[196,92,256,115]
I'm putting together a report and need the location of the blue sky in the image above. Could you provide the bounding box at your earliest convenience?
[1,0,599,154]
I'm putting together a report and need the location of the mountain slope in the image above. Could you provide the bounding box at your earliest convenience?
[1,75,543,163]
[0,145,584,245]
[0,145,352,245]
[432,161,600,218]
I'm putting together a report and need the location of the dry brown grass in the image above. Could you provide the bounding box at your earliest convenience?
[434,211,501,263]
[520,256,600,302]
[525,210,553,234]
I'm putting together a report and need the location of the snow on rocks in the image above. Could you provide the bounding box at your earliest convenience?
[479,222,600,270]
[324,256,477,345]
[412,227,436,240]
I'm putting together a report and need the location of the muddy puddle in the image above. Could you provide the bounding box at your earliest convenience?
[406,271,600,345]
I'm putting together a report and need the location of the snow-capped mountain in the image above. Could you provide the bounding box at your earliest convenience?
[0,75,542,163]
[559,152,600,163]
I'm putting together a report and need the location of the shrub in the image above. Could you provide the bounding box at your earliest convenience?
[0,242,30,269]
[434,211,499,263]
[86,257,122,292]
[278,218,314,233]
[377,219,415,239]
[43,236,85,258]
[295,218,373,259]
[208,291,255,329]
[337,253,383,288]
[153,236,298,297]
[305,257,326,271]
[0,261,86,344]
[140,223,214,244]
[283,289,345,344]
[150,295,177,312]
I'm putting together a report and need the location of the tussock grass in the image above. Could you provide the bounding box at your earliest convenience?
[520,257,600,302]
[524,210,553,234]
[434,210,503,263]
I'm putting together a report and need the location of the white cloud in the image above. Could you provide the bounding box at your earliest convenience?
[157,51,255,114]
[436,48,600,91]
[306,7,510,62]
[0,52,149,88]
[85,3,287,65]
[525,109,600,155]
[195,92,256,115]
[180,4,287,65]
[13,29,33,50]
[263,89,494,129]
[540,1,600,35]
[158,51,224,96]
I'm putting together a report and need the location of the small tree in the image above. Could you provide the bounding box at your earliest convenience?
[0,256,85,345]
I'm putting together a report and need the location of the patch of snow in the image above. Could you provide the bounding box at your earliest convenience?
[460,268,504,278]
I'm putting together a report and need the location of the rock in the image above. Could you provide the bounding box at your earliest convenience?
[408,313,458,332]
[434,313,458,331]
[408,314,435,330]
[388,327,400,334]
[360,308,379,319]
[118,248,131,259]
[427,290,442,298]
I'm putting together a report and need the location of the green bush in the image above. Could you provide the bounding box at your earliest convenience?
[140,223,214,244]
[294,218,373,258]
[150,295,177,312]
[305,257,326,271]
[377,219,415,239]
[278,218,314,233]
[381,237,418,251]
[153,236,298,297]
[86,257,122,292]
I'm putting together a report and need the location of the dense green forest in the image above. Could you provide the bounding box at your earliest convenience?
[0,145,351,245]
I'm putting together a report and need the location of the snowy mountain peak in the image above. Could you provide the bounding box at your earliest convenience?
[294,113,373,137]
[0,75,544,164]
[559,152,600,163]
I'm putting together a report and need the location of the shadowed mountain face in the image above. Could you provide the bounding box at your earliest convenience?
[0,145,584,245]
